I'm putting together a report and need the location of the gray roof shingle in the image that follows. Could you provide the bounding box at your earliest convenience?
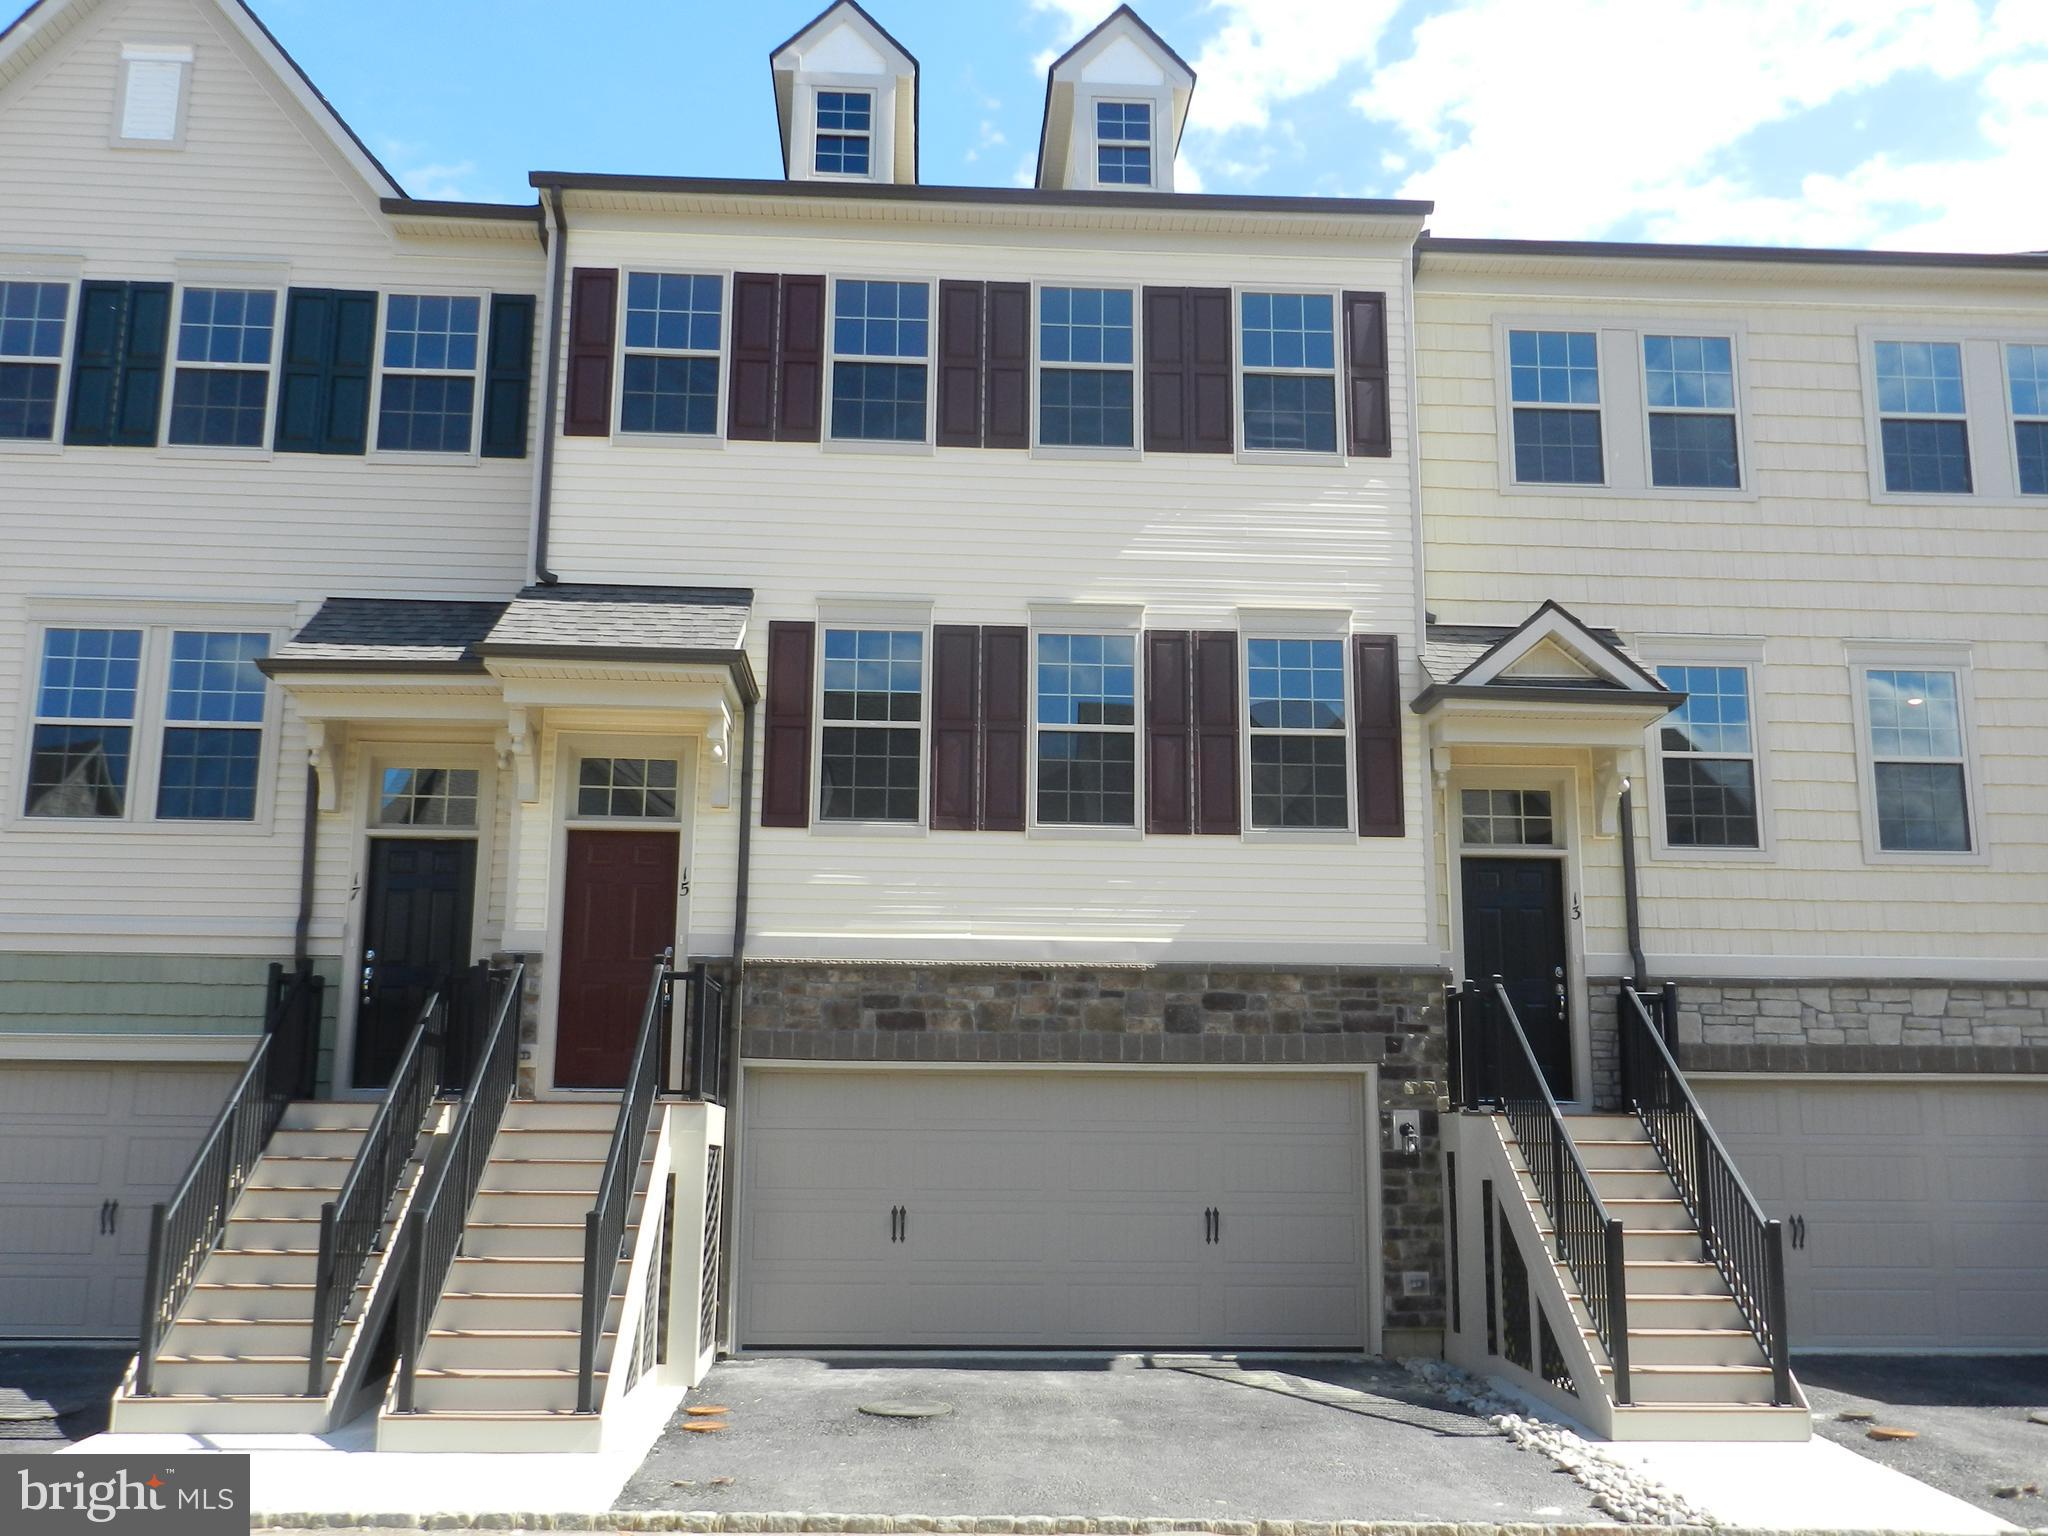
[273,598,506,664]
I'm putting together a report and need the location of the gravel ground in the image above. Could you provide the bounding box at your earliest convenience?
[1797,1354,2048,1520]
[0,1345,130,1454]
[617,1356,1609,1525]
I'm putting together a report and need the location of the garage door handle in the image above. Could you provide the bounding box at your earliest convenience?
[900,1206,907,1242]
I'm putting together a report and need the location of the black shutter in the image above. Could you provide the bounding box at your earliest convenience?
[564,267,617,437]
[480,294,535,458]
[1141,287,1189,454]
[1144,629,1192,834]
[1344,291,1392,458]
[110,282,169,447]
[1187,288,1234,454]
[274,287,376,455]
[727,272,779,441]
[980,625,1029,830]
[985,283,1031,450]
[1354,633,1405,836]
[762,622,815,829]
[64,281,168,448]
[776,275,825,442]
[1192,631,1241,834]
[936,281,983,448]
[929,626,981,830]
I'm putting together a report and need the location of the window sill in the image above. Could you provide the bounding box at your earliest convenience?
[822,438,933,458]
[1646,843,1776,864]
[1028,823,1142,843]
[158,443,273,462]
[1240,827,1356,846]
[609,431,726,451]
[808,819,928,838]
[1031,445,1142,463]
[1499,478,1757,502]
[370,449,483,468]
[3,815,277,838]
[1860,846,1990,868]
[1235,450,1345,469]
[0,438,63,456]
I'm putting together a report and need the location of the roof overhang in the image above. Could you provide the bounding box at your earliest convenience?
[1413,600,1681,744]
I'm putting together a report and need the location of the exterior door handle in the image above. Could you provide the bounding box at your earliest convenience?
[106,1199,117,1235]
[889,1205,900,1242]
[97,1200,110,1235]
[360,948,377,1004]
[1213,1207,1220,1244]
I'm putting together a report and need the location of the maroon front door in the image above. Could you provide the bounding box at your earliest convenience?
[555,829,679,1088]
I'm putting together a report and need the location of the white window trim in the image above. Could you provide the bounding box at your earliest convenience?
[824,274,936,455]
[1635,331,1746,495]
[1074,82,1172,193]
[1029,279,1141,459]
[1233,285,1346,465]
[564,752,686,825]
[112,42,192,150]
[795,75,895,186]
[1842,640,1987,866]
[810,618,931,835]
[810,84,878,181]
[1237,614,1356,842]
[1026,620,1143,838]
[156,277,284,459]
[1853,324,2047,505]
[611,268,732,448]
[1491,314,1758,501]
[10,602,288,836]
[1091,97,1155,189]
[1631,635,1775,863]
[1999,335,2048,500]
[0,269,79,456]
[368,286,491,464]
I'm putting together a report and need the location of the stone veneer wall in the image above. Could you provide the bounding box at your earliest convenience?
[1587,977,2048,1106]
[737,961,1451,1343]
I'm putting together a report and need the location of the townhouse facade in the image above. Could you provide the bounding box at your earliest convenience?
[0,0,2042,1446]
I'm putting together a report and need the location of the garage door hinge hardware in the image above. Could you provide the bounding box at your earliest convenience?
[1204,1206,1220,1243]
[1790,1215,1806,1250]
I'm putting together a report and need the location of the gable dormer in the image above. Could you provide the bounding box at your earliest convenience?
[1035,5,1194,194]
[769,0,918,186]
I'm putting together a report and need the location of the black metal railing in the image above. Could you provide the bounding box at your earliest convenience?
[579,949,675,1413]
[1451,977,1631,1405]
[307,987,446,1396]
[392,959,524,1414]
[1620,982,1794,1404]
[678,962,726,1104]
[135,962,325,1395]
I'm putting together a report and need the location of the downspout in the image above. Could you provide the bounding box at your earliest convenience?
[1618,778,1648,984]
[717,692,757,1355]
[291,762,317,965]
[531,187,569,585]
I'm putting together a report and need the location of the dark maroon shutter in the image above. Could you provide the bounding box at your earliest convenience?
[929,625,981,830]
[564,267,617,436]
[936,281,983,448]
[1354,633,1404,837]
[984,283,1031,450]
[1344,291,1392,458]
[727,272,779,441]
[761,622,815,828]
[1191,631,1241,834]
[980,626,1028,830]
[777,275,825,442]
[1144,630,1192,834]
[1141,287,1188,453]
[1188,288,1234,454]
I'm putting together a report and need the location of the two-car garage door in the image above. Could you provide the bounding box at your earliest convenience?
[740,1070,1372,1350]
[1696,1079,2048,1351]
[0,1061,238,1338]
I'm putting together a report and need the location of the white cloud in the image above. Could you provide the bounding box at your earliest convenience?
[964,119,1010,165]
[1187,0,1404,135]
[1356,0,2048,249]
[380,138,477,201]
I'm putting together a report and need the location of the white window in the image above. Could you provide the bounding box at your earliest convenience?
[1873,340,1971,495]
[619,273,723,437]
[1240,293,1339,454]
[828,280,930,445]
[1652,665,1761,849]
[0,279,70,443]
[23,624,271,823]
[1033,633,1136,827]
[813,89,874,176]
[1037,287,1135,449]
[115,44,190,145]
[166,287,277,448]
[1643,335,1740,488]
[1246,637,1349,830]
[1507,328,1603,484]
[2006,343,2048,496]
[818,627,923,822]
[1856,664,1976,855]
[1459,788,1555,847]
[1095,100,1152,186]
[574,758,680,820]
[376,294,482,454]
[377,767,480,829]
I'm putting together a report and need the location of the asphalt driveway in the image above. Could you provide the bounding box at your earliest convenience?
[618,1356,1601,1523]
[0,1345,131,1453]
[1799,1355,2048,1520]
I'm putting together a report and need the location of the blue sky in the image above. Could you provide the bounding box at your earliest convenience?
[255,0,2047,251]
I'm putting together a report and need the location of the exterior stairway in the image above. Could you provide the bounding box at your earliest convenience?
[378,1100,648,1450]
[111,1101,426,1433]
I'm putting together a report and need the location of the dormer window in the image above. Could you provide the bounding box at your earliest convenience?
[1095,101,1152,187]
[814,90,874,176]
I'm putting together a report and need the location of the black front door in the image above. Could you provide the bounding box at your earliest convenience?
[1462,856,1573,1099]
[354,838,476,1088]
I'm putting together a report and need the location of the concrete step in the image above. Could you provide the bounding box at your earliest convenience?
[405,1366,603,1415]
[1598,1362,1777,1406]
[422,1327,613,1372]
[433,1291,622,1332]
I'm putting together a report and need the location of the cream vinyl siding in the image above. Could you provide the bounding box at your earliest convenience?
[0,0,541,966]
[1417,264,2048,974]
[544,221,1427,962]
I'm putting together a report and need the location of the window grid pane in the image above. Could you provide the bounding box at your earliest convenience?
[834,280,928,359]
[1657,666,1753,756]
[1508,330,1600,404]
[156,727,261,820]
[819,726,919,822]
[1512,407,1603,484]
[378,295,480,453]
[621,355,719,436]
[169,367,268,447]
[37,628,142,721]
[1864,669,1968,853]
[1037,731,1136,826]
[574,757,679,819]
[26,724,131,818]
[0,280,69,360]
[2008,345,2048,494]
[1460,788,1555,847]
[379,767,480,828]
[1040,288,1133,366]
[177,288,275,365]
[1246,639,1344,731]
[623,273,722,355]
[2016,420,2048,497]
[1244,374,1337,453]
[1879,418,1971,494]
[378,375,476,453]
[1250,737,1347,829]
[1865,670,1962,760]
[0,360,60,441]
[815,90,873,176]
[1874,340,1965,416]
[832,281,928,442]
[1663,758,1759,848]
[830,360,926,442]
[1873,761,1969,852]
[383,294,481,372]
[1040,369,1134,447]
[1241,293,1338,454]
[166,632,268,723]
[1643,335,1734,410]
[823,629,923,721]
[1649,413,1739,489]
